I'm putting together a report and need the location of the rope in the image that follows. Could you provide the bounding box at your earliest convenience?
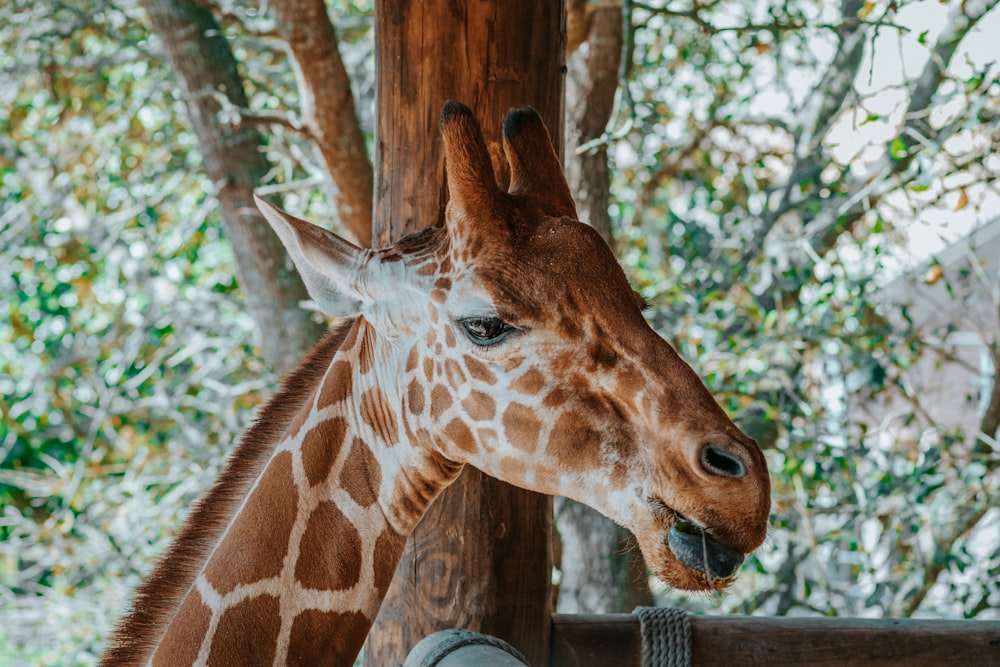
[634,606,692,667]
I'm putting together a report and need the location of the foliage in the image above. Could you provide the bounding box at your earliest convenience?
[609,0,1000,618]
[0,0,997,663]
[0,0,271,660]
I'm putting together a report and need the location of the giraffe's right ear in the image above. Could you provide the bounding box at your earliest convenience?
[255,194,367,317]
[440,101,503,221]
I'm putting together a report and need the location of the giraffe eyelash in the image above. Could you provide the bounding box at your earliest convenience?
[457,315,518,347]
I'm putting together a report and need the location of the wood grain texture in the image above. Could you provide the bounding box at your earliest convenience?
[371,0,566,246]
[550,614,1000,666]
[364,2,565,665]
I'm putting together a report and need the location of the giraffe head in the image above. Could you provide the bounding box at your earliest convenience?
[255,102,770,592]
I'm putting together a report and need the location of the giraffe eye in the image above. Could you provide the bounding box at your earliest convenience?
[459,316,514,346]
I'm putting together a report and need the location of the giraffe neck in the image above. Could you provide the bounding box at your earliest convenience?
[110,320,460,666]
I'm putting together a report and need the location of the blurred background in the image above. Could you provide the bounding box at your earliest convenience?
[1,0,997,663]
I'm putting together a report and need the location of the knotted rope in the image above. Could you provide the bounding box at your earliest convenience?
[634,606,692,667]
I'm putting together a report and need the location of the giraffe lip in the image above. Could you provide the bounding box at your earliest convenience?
[667,520,744,579]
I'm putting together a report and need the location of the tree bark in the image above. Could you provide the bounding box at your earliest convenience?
[142,0,324,375]
[558,1,653,614]
[364,2,564,665]
[271,0,375,247]
[564,1,622,246]
[554,498,652,614]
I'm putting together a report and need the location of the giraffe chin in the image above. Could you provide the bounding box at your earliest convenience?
[640,513,746,592]
[652,535,742,593]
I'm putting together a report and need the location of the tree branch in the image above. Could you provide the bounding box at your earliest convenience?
[630,0,910,36]
[141,0,326,374]
[902,503,991,616]
[802,0,999,259]
[734,0,868,280]
[271,0,374,247]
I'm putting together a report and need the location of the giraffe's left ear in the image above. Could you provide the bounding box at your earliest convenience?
[502,107,578,219]
[255,194,370,317]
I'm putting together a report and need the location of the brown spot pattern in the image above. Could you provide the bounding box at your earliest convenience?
[407,378,425,415]
[341,320,361,350]
[296,501,362,591]
[339,437,382,508]
[153,590,211,667]
[207,594,280,667]
[615,370,644,413]
[504,355,526,371]
[286,609,370,667]
[301,416,346,487]
[430,385,453,418]
[445,358,465,386]
[444,326,456,348]
[499,456,528,483]
[510,368,546,395]
[543,386,571,408]
[405,344,419,372]
[286,397,313,439]
[319,361,353,407]
[360,387,399,445]
[462,390,496,421]
[588,341,619,369]
[463,355,497,384]
[423,357,434,383]
[503,403,543,453]
[444,418,476,453]
[204,452,296,595]
[548,412,602,469]
[358,329,375,376]
[373,527,405,597]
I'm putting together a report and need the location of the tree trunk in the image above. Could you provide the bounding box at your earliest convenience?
[364,2,564,665]
[557,2,653,614]
[142,0,325,375]
[554,498,652,614]
[271,0,375,247]
[564,1,621,247]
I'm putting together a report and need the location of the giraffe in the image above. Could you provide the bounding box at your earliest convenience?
[102,102,771,666]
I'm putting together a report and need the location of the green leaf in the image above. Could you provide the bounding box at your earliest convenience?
[889,137,907,160]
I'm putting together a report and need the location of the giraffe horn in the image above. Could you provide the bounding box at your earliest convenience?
[502,106,577,219]
[440,101,503,221]
[254,194,368,317]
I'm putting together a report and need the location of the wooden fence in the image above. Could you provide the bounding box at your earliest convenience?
[550,614,1000,666]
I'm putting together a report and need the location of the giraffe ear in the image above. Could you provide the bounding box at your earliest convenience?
[255,194,368,317]
[440,101,503,222]
[502,107,577,219]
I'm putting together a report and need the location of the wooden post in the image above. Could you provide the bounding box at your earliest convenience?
[364,2,565,666]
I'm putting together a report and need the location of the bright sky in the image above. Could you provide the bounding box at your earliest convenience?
[827,0,1000,269]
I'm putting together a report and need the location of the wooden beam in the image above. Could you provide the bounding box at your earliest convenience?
[364,2,566,666]
[550,614,1000,666]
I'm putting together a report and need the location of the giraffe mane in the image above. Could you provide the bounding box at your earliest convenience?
[101,322,354,666]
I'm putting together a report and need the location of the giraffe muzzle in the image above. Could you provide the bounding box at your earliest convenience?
[667,515,744,579]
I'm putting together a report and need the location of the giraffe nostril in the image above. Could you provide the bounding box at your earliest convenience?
[700,444,746,478]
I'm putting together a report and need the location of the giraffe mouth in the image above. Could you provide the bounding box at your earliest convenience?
[649,498,744,581]
[667,514,744,579]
